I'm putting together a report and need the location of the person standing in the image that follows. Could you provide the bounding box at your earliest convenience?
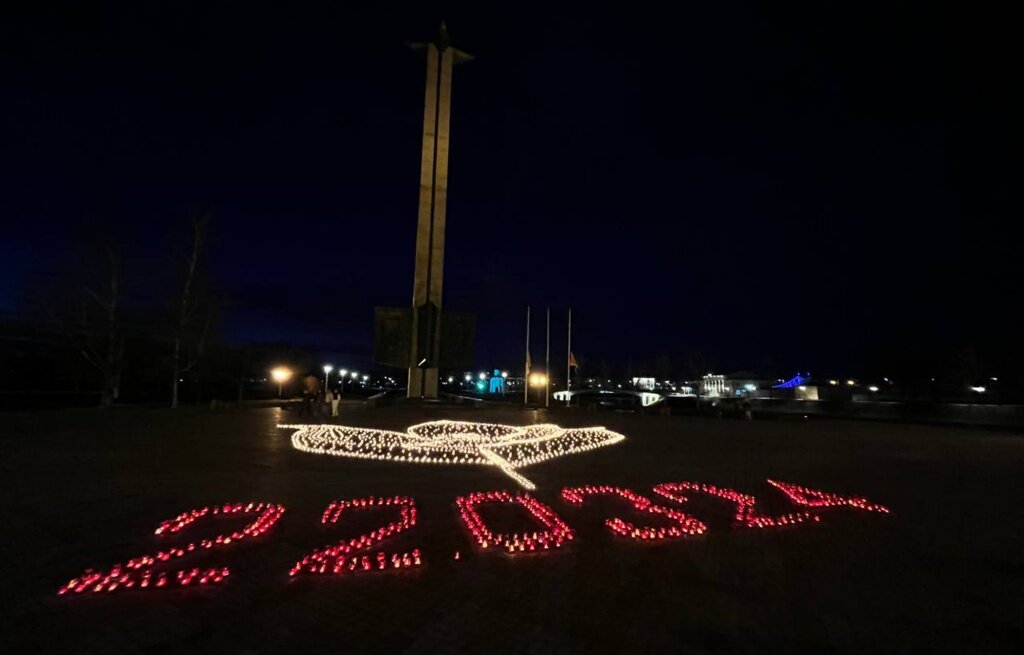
[315,387,326,418]
[330,387,341,417]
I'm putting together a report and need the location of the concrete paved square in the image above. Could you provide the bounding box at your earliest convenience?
[2,406,1021,653]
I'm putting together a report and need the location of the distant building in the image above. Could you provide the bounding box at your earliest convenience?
[700,372,781,399]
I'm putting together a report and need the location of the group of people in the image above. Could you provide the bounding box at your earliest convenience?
[299,385,342,418]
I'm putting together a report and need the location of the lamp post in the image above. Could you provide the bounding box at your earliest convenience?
[323,364,333,390]
[271,367,292,398]
[339,369,348,392]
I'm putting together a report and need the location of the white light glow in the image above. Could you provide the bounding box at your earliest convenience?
[639,392,662,407]
[278,420,626,490]
[271,367,292,383]
[970,386,986,393]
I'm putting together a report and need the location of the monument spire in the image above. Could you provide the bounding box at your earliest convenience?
[407,23,471,399]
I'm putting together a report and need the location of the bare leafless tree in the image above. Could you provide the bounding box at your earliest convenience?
[44,240,125,407]
[170,210,212,408]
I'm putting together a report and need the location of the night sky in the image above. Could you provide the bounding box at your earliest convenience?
[1,3,1017,377]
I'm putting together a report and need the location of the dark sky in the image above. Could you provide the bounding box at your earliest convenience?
[1,2,1018,376]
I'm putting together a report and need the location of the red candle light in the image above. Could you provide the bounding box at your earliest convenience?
[455,490,574,554]
[561,485,707,539]
[289,496,422,577]
[57,502,285,595]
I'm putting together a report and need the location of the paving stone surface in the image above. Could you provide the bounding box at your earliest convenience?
[1,405,1022,653]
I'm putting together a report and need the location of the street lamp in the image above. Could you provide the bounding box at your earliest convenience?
[528,373,549,406]
[271,367,292,397]
[323,364,333,390]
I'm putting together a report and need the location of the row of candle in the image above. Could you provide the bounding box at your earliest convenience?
[58,502,285,595]
[455,490,574,553]
[652,482,818,529]
[561,485,707,539]
[766,479,891,513]
[282,420,625,489]
[291,496,420,576]
[58,480,890,595]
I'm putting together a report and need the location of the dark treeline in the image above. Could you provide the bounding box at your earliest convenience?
[2,208,1021,407]
[0,211,321,408]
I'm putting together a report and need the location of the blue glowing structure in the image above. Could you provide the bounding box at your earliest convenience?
[488,369,506,395]
[773,373,811,389]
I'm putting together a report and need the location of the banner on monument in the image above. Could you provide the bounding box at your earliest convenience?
[373,307,475,369]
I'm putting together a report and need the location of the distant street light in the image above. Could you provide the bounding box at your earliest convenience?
[271,367,293,397]
[323,365,333,390]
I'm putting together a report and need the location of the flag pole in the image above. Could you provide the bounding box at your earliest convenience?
[545,306,551,408]
[524,306,531,406]
[566,307,572,407]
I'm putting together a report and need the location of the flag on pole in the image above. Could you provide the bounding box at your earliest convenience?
[569,352,578,369]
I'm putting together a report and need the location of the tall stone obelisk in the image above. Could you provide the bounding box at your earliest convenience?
[408,23,472,399]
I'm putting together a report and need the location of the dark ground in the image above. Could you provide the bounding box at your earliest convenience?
[1,404,1022,653]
